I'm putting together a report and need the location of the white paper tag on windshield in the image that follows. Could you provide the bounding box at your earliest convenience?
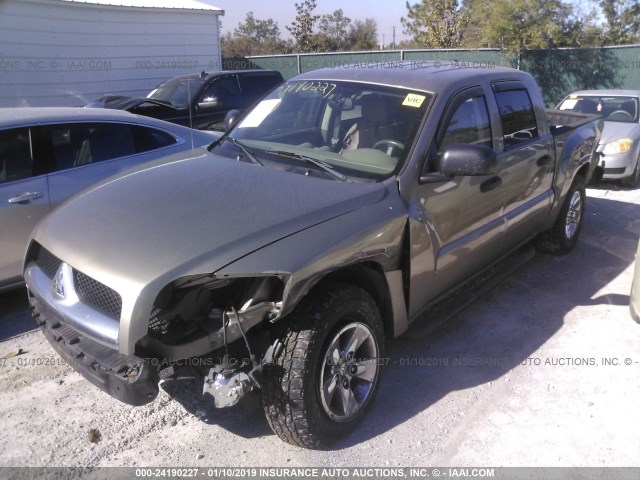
[238,99,281,128]
[559,99,578,110]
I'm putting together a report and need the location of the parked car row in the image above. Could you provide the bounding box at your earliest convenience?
[1,69,288,293]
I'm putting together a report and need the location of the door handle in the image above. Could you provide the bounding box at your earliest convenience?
[8,192,43,205]
[480,176,502,193]
[537,155,552,167]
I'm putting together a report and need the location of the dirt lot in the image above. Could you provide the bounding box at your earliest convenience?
[0,185,639,468]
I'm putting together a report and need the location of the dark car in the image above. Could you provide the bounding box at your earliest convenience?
[88,70,284,131]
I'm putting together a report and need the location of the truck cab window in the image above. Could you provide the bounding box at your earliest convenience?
[495,89,539,149]
[440,96,492,149]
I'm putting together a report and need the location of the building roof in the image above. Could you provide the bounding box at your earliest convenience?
[59,0,223,13]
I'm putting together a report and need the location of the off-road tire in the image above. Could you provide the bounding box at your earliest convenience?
[261,283,384,449]
[535,175,586,254]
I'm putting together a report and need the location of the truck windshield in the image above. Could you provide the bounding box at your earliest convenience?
[147,76,205,109]
[218,80,431,181]
[558,95,639,123]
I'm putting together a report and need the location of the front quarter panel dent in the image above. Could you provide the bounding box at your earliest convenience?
[216,194,408,329]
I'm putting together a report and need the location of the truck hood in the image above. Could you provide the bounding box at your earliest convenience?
[599,121,640,145]
[33,152,387,287]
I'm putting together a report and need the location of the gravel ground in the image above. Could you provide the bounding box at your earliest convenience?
[0,185,639,468]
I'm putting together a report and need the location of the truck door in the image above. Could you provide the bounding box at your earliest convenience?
[402,86,505,318]
[491,82,554,247]
[0,127,50,286]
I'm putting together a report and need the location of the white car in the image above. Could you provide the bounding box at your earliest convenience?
[0,107,217,291]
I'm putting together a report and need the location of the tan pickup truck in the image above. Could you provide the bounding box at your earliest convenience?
[24,63,602,449]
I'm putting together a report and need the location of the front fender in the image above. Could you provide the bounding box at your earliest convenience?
[215,190,408,322]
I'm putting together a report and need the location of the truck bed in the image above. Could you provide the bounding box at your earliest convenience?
[547,109,601,130]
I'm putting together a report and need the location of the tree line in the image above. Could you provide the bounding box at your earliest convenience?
[221,1,377,57]
[221,0,640,58]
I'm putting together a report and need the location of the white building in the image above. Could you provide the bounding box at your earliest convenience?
[0,0,224,107]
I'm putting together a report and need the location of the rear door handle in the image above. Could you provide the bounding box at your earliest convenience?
[480,176,502,193]
[537,155,552,167]
[8,192,43,205]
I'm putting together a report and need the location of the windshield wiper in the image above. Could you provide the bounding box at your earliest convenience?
[212,136,263,166]
[266,150,349,182]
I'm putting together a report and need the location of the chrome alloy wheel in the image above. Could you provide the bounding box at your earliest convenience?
[565,190,583,240]
[319,322,379,422]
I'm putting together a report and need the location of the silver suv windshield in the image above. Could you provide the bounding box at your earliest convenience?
[217,80,431,181]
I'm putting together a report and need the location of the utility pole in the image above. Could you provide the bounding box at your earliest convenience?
[392,26,396,49]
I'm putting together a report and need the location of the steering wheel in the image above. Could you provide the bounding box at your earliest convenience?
[608,110,634,121]
[373,139,405,157]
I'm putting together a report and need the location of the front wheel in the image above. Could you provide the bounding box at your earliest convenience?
[535,175,586,254]
[261,283,384,449]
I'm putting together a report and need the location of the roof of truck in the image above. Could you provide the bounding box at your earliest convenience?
[294,61,529,94]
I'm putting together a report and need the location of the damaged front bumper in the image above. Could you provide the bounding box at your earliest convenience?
[29,292,159,406]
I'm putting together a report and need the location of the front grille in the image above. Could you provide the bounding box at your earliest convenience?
[148,306,169,336]
[31,244,62,279]
[74,270,122,320]
[605,167,626,174]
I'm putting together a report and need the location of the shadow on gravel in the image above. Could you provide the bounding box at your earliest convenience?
[153,194,640,448]
[588,180,637,192]
[0,287,36,341]
[161,378,274,440]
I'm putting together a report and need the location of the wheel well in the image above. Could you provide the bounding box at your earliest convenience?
[319,263,394,340]
[576,162,590,180]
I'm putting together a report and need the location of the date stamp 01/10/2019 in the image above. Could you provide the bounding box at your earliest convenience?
[2,353,636,370]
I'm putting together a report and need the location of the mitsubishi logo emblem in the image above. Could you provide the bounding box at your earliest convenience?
[53,265,65,298]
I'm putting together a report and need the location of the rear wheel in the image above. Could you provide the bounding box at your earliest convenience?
[261,283,384,449]
[535,175,586,254]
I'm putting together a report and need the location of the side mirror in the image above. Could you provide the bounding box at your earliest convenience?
[420,143,497,183]
[197,96,219,110]
[224,109,242,131]
[440,144,497,176]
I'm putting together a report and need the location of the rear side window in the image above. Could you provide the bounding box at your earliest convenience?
[0,127,33,184]
[495,89,538,149]
[239,74,283,106]
[132,126,177,153]
[46,123,136,170]
[45,123,177,171]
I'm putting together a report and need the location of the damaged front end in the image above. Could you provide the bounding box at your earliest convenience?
[138,274,285,408]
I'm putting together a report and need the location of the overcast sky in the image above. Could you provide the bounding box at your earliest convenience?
[200,0,412,46]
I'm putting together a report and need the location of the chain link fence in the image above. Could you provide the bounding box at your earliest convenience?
[223,45,640,106]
